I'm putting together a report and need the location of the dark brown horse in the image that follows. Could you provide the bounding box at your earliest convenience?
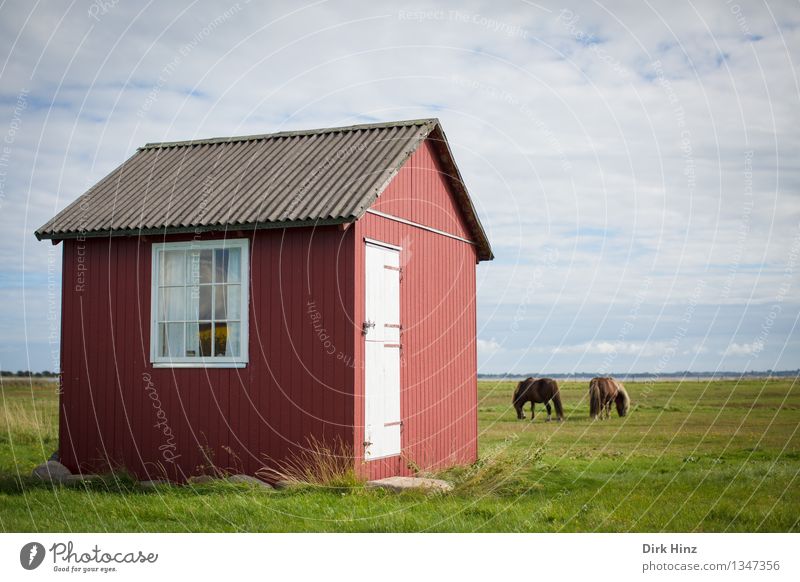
[589,377,630,419]
[513,377,564,421]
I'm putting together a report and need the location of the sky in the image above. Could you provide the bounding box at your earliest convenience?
[0,0,798,375]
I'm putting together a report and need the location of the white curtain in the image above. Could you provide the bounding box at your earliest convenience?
[162,250,185,285]
[225,248,241,282]
[226,322,240,357]
[222,248,242,357]
[160,250,186,358]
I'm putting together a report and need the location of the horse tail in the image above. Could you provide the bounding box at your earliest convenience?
[552,388,565,420]
[589,378,601,418]
[616,385,630,417]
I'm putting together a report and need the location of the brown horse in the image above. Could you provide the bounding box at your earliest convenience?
[589,377,630,419]
[513,377,564,422]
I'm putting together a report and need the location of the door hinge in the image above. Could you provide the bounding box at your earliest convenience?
[384,264,402,281]
[362,320,375,335]
[363,441,372,447]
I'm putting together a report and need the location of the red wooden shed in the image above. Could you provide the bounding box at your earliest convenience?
[36,118,493,482]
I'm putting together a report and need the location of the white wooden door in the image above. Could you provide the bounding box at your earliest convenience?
[364,240,401,460]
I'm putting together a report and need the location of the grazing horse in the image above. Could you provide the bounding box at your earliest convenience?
[513,377,564,422]
[589,377,630,419]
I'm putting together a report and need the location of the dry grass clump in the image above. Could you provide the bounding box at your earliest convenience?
[449,445,544,497]
[258,436,361,489]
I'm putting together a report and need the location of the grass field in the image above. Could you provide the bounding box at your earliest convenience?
[1,377,798,532]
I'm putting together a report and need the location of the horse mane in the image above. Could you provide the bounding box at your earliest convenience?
[512,380,525,403]
[615,385,630,417]
[589,377,602,418]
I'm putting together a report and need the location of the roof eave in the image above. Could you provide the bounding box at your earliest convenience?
[35,216,357,242]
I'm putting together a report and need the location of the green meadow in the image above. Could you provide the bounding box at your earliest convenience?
[1,377,798,532]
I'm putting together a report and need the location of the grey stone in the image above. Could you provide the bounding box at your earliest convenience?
[64,474,103,486]
[226,474,272,488]
[366,476,453,493]
[138,479,171,490]
[31,460,71,483]
[187,474,218,484]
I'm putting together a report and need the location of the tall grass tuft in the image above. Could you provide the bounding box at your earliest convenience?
[449,446,544,497]
[258,436,362,490]
[0,401,57,445]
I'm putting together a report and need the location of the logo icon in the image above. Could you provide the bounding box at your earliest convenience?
[20,542,45,570]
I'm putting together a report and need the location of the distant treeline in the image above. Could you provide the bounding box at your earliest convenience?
[0,370,59,378]
[3,369,798,380]
[479,370,800,380]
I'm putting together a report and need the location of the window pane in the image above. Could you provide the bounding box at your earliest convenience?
[214,249,242,283]
[159,322,184,357]
[185,322,199,357]
[215,285,227,319]
[199,285,212,320]
[214,249,228,283]
[186,251,201,286]
[214,323,228,356]
[158,323,165,356]
[192,249,213,285]
[214,284,242,320]
[213,322,241,357]
[214,322,228,356]
[225,248,241,283]
[198,322,212,357]
[226,284,241,320]
[159,287,185,321]
[226,322,241,357]
[185,286,200,321]
[161,250,185,286]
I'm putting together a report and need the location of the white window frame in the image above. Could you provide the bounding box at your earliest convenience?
[150,238,249,368]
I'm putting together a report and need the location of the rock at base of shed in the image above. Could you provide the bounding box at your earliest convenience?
[187,474,218,485]
[366,476,453,493]
[31,460,72,483]
[138,479,171,490]
[226,474,272,489]
[64,474,103,486]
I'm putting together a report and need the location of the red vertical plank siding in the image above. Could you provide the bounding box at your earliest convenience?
[354,139,480,480]
[58,240,74,470]
[72,242,87,472]
[111,241,125,467]
[132,238,147,476]
[106,241,119,467]
[57,224,357,481]
[101,241,115,469]
[135,238,150,477]
[82,237,99,471]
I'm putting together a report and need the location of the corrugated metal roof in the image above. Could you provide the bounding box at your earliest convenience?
[36,118,493,260]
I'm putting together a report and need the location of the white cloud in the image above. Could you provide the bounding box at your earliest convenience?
[683,343,709,356]
[550,340,672,357]
[477,337,503,355]
[720,341,765,357]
